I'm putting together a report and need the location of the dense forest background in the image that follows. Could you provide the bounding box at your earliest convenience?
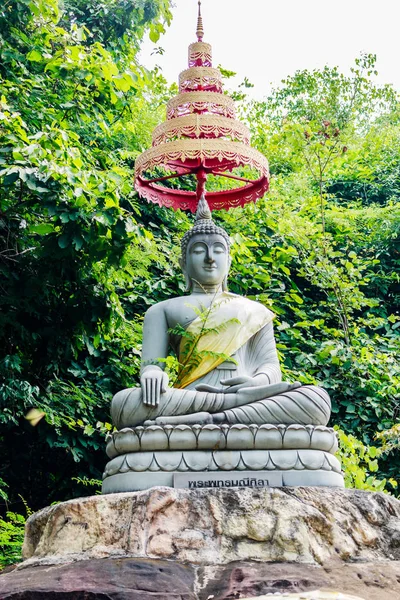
[0,0,399,566]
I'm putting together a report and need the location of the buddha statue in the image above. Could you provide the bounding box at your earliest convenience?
[102,197,343,492]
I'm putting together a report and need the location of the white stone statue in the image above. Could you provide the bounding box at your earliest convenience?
[102,197,343,492]
[111,196,331,430]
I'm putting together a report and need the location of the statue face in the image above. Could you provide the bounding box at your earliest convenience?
[184,233,230,288]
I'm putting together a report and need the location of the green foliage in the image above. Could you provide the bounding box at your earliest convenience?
[0,511,26,569]
[218,55,400,487]
[61,0,172,49]
[71,476,102,492]
[377,424,400,455]
[0,0,176,509]
[336,428,397,492]
[0,481,31,570]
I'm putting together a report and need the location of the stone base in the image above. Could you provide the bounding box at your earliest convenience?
[102,468,344,493]
[102,424,344,493]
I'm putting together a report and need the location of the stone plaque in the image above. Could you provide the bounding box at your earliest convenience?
[174,470,283,489]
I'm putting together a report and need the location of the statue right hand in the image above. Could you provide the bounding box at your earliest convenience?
[140,366,169,407]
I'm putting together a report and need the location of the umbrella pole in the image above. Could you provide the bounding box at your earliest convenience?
[196,167,207,204]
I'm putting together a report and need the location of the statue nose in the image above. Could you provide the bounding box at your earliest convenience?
[205,252,215,263]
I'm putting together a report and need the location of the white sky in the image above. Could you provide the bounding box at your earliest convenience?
[139,0,400,99]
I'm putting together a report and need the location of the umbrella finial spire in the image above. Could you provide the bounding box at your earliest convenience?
[196,1,204,41]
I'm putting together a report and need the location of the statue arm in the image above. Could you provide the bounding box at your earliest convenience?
[141,303,169,371]
[140,304,170,406]
[248,321,282,385]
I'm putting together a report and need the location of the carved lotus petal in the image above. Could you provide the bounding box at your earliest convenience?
[141,426,169,451]
[125,452,154,472]
[134,426,145,440]
[112,428,141,456]
[269,450,299,470]
[104,455,126,477]
[283,424,310,449]
[191,424,202,438]
[162,424,174,439]
[298,449,326,470]
[236,456,248,470]
[212,450,241,470]
[226,424,254,449]
[152,451,184,471]
[325,452,342,473]
[169,425,197,450]
[311,426,337,453]
[182,450,212,471]
[198,424,223,450]
[148,456,164,472]
[106,440,118,459]
[255,424,282,449]
[240,450,269,470]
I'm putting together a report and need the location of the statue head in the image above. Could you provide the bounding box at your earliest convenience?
[180,196,231,292]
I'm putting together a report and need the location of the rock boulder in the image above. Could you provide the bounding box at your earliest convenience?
[22,487,400,566]
[1,558,400,599]
[1,487,400,599]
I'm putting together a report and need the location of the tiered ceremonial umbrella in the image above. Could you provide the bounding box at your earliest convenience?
[135,1,269,213]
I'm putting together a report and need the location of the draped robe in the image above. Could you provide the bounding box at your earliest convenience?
[111,293,331,428]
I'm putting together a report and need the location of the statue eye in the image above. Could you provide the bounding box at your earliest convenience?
[214,243,226,253]
[191,244,206,254]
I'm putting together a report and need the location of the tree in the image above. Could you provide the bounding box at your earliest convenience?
[218,57,399,485]
[0,0,176,508]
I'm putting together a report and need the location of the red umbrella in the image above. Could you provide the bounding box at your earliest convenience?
[135,1,269,213]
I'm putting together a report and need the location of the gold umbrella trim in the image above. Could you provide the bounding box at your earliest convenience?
[152,114,250,146]
[135,139,269,177]
[188,42,212,65]
[179,67,222,91]
[167,91,236,119]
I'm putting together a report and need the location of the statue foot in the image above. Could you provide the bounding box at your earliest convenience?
[154,411,213,426]
[212,412,227,424]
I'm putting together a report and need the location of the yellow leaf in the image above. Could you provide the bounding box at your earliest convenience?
[25,408,46,427]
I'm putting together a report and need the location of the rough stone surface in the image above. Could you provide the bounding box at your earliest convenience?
[21,487,400,567]
[0,558,195,599]
[240,594,365,600]
[196,561,400,599]
[1,558,400,599]
[239,594,365,600]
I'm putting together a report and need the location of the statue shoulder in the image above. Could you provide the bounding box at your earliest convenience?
[224,292,275,320]
[144,296,185,322]
[144,299,168,319]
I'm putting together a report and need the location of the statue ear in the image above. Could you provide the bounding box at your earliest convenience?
[222,255,231,291]
[184,274,193,292]
[179,257,192,292]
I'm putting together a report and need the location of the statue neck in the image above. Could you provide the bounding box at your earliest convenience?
[191,281,224,295]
